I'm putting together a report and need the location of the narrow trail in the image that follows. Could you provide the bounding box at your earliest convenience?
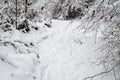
[36,20,104,80]
[0,20,109,80]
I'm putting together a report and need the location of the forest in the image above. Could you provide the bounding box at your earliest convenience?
[0,0,120,80]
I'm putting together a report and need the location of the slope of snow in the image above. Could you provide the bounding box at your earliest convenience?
[0,20,115,80]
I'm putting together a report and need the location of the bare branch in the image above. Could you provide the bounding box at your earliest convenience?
[83,67,115,80]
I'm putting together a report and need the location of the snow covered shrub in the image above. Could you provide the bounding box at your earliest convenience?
[0,1,15,32]
[17,19,30,33]
[50,0,95,19]
[66,6,84,19]
[0,0,42,55]
[77,0,120,79]
[26,9,38,20]
[0,0,30,32]
[101,23,120,69]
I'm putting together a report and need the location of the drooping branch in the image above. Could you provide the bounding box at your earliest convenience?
[83,67,116,80]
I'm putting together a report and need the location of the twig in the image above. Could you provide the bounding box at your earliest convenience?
[0,57,17,68]
[83,67,114,80]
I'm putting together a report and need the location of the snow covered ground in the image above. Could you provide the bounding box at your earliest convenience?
[0,20,115,80]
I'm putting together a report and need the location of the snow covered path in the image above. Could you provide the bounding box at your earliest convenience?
[0,20,114,80]
[36,20,109,80]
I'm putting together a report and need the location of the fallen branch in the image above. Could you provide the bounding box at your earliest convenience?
[83,66,117,80]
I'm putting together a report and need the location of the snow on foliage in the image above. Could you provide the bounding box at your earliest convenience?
[0,0,120,80]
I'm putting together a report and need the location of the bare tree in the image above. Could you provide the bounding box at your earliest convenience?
[76,0,120,79]
[25,0,27,16]
[15,0,18,28]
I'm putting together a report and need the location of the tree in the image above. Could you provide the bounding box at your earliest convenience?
[77,0,120,79]
[15,0,18,28]
[25,0,27,15]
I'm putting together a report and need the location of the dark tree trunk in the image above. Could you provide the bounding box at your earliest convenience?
[16,0,17,28]
[25,0,28,16]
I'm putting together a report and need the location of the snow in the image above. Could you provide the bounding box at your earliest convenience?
[0,20,114,80]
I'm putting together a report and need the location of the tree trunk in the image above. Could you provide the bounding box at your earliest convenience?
[25,0,27,16]
[16,0,17,29]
